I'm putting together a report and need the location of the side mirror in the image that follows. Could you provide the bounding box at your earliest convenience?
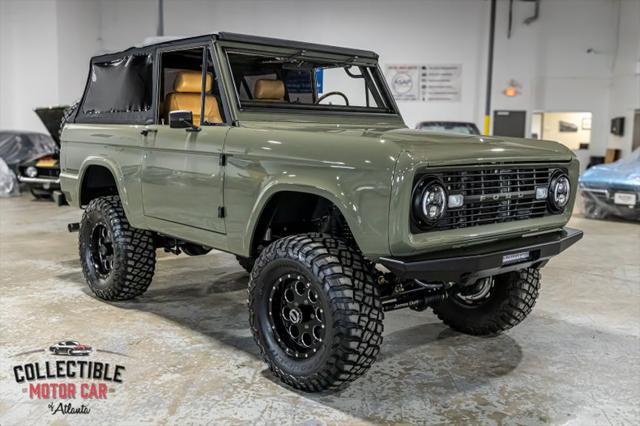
[169,110,195,129]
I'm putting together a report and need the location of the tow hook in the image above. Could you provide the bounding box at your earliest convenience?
[67,222,80,233]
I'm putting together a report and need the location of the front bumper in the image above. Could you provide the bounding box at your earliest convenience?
[379,227,583,285]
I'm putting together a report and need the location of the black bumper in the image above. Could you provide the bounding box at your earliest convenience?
[379,227,583,285]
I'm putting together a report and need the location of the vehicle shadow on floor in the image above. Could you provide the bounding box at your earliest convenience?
[61,254,525,423]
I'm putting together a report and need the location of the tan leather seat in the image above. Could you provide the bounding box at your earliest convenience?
[165,70,223,124]
[254,79,285,101]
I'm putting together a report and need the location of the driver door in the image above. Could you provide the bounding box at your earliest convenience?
[141,44,228,234]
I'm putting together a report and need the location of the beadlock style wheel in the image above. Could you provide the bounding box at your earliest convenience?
[89,223,114,279]
[268,273,327,359]
[79,195,156,301]
[249,234,384,392]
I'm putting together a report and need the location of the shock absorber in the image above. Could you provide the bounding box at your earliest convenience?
[381,286,447,312]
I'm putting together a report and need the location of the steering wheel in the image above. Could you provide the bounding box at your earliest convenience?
[315,91,350,106]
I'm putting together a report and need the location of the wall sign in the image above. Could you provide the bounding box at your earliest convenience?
[385,63,462,102]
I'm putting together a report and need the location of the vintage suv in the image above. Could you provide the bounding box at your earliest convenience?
[61,33,582,391]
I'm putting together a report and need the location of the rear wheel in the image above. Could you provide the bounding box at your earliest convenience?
[249,234,383,391]
[79,195,156,301]
[433,268,540,336]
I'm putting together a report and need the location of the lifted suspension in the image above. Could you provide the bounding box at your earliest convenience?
[381,284,448,312]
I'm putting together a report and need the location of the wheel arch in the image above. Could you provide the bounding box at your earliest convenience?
[244,184,364,257]
[77,157,134,219]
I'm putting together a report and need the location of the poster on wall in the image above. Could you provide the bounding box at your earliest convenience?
[384,64,421,101]
[385,63,462,102]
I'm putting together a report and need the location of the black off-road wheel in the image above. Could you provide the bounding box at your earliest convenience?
[236,255,255,273]
[433,268,541,336]
[79,195,156,301]
[249,234,384,392]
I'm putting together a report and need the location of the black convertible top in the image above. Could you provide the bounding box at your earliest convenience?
[89,32,378,63]
[78,33,380,126]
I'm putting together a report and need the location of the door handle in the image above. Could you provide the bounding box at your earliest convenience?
[140,129,158,136]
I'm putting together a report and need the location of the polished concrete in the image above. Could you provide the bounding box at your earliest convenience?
[1,194,638,425]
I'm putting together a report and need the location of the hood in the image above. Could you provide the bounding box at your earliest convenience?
[34,106,68,146]
[579,149,640,190]
[379,128,574,165]
[238,120,575,172]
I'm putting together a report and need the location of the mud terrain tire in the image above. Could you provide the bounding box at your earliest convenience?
[79,195,155,300]
[249,234,383,391]
[433,268,541,336]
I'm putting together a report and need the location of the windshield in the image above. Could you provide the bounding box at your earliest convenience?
[226,51,394,114]
[418,122,480,135]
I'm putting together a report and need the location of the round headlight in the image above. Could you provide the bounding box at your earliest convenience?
[26,166,38,178]
[413,178,447,226]
[549,172,570,212]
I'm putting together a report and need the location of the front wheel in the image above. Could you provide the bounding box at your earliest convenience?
[433,268,541,336]
[249,234,383,392]
[79,195,156,301]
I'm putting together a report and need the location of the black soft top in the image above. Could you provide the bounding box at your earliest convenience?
[89,32,378,63]
[77,33,379,125]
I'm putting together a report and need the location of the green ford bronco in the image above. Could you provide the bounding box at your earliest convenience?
[61,33,582,391]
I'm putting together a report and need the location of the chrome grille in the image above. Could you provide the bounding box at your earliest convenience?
[422,166,562,231]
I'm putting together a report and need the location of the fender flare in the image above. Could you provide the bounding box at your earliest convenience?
[243,181,365,255]
[77,156,133,217]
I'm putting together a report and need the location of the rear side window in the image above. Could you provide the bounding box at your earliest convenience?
[76,53,154,124]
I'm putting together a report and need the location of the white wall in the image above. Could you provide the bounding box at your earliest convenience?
[56,0,103,105]
[607,0,640,158]
[1,0,638,158]
[492,0,622,157]
[0,0,60,131]
[0,0,101,133]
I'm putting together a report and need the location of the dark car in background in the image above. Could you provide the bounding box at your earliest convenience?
[16,105,74,205]
[416,121,481,135]
[579,148,640,220]
[16,106,70,204]
[0,128,58,198]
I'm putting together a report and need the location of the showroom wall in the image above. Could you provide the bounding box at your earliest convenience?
[0,0,638,158]
[0,0,101,131]
[607,0,640,157]
[0,0,60,131]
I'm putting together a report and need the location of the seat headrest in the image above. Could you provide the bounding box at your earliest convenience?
[174,70,213,93]
[254,79,285,100]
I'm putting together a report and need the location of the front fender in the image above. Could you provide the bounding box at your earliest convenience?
[224,158,394,259]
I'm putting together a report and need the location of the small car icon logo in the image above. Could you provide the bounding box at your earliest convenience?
[49,340,92,356]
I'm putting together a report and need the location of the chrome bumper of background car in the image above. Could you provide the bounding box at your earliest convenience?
[17,176,60,185]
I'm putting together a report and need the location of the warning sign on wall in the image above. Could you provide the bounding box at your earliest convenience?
[385,63,462,102]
